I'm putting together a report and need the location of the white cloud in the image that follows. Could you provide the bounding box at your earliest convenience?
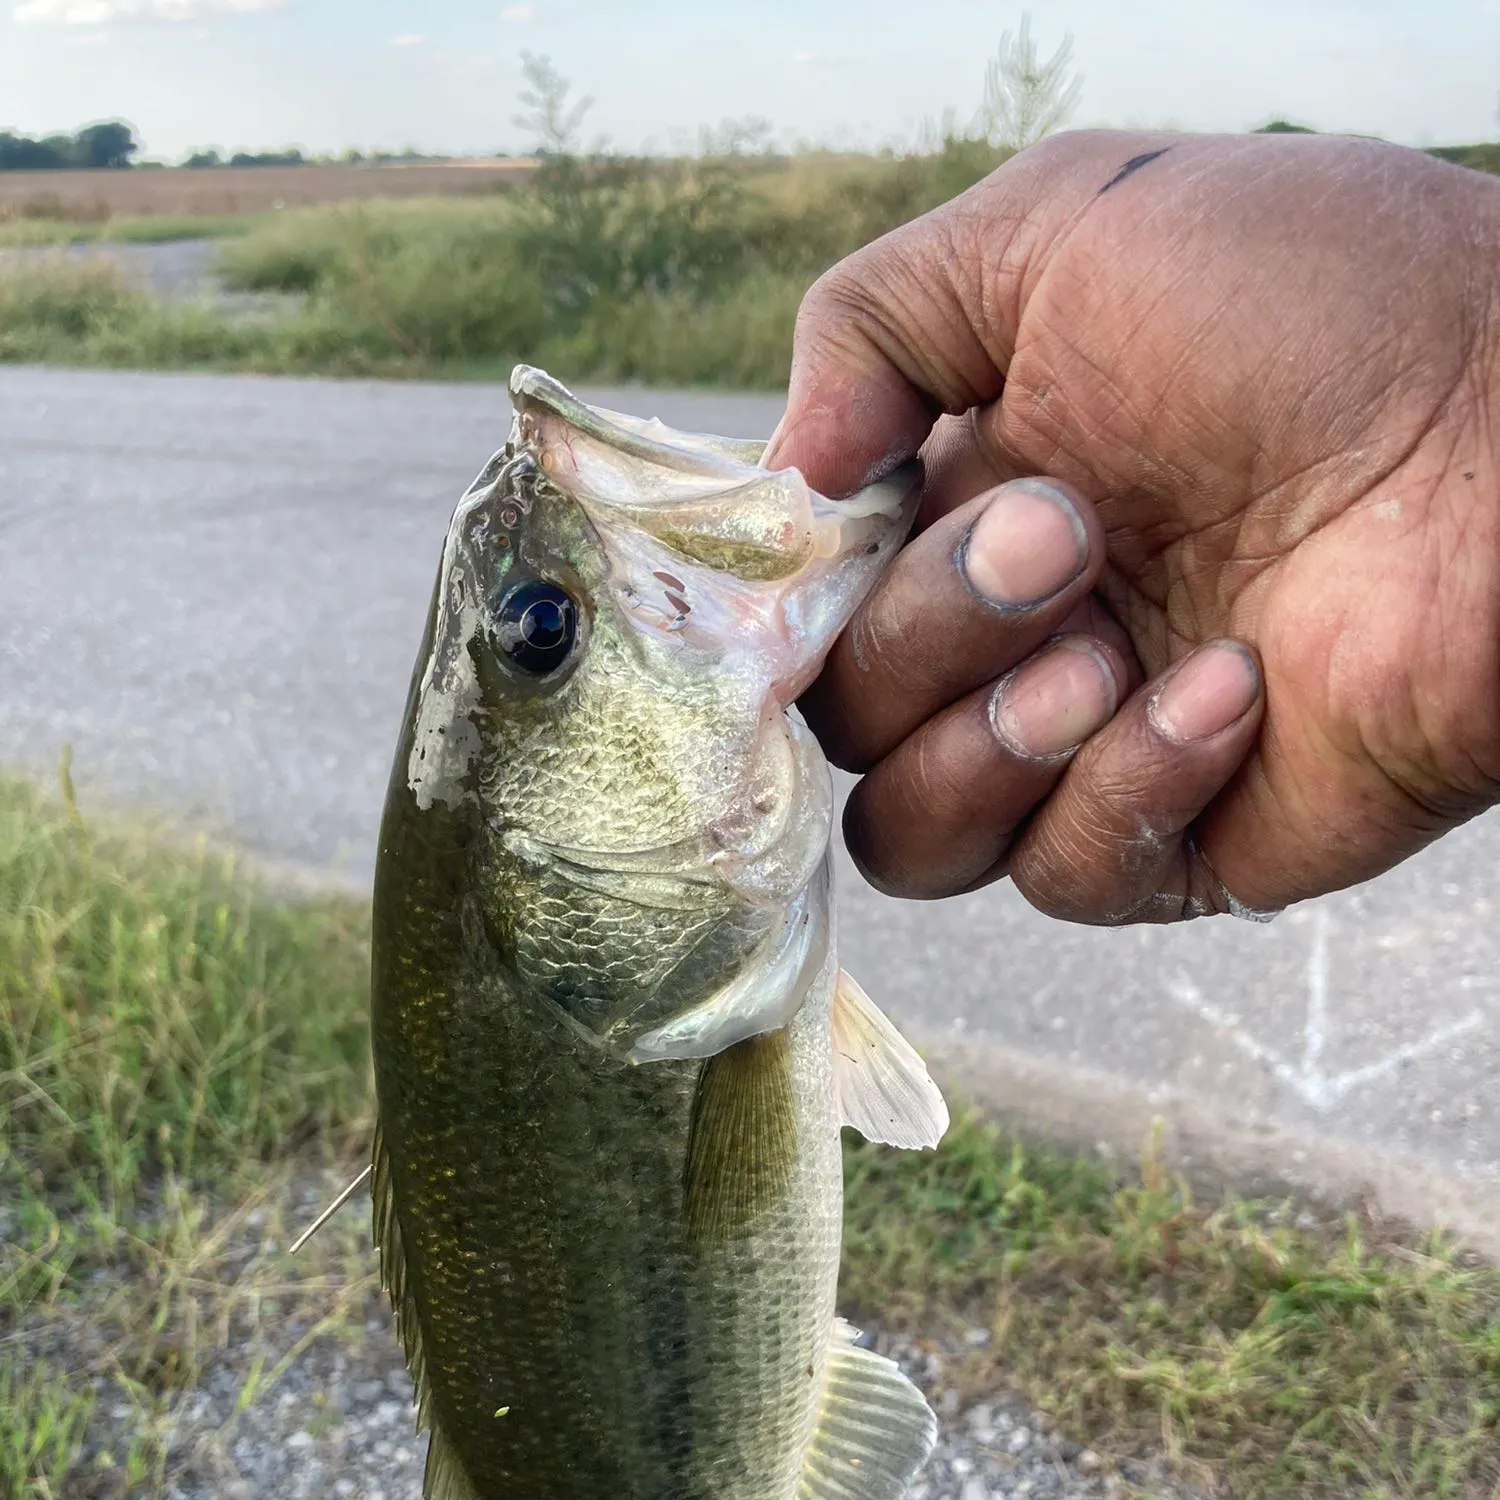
[14,0,283,25]
[389,32,425,46]
[500,3,534,21]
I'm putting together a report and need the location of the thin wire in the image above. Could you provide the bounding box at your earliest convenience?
[289,1163,373,1255]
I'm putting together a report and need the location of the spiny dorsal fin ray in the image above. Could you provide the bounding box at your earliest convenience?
[682,1027,798,1244]
[374,1125,476,1498]
[831,970,949,1151]
[796,1319,938,1500]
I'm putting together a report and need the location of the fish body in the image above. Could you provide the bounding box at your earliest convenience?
[370,367,948,1500]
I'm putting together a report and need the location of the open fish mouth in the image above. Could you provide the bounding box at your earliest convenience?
[508,364,921,707]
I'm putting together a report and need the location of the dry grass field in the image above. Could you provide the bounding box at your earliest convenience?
[0,159,535,221]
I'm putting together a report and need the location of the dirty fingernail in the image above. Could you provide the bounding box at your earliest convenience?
[962,480,1088,608]
[990,638,1120,759]
[1148,641,1260,743]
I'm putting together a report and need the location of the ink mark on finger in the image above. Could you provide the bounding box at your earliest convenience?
[1098,147,1172,196]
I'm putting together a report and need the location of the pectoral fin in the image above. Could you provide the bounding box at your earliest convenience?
[832,970,949,1150]
[796,1319,938,1500]
[682,1028,799,1244]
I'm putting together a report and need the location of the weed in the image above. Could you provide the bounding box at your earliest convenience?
[842,1118,1500,1498]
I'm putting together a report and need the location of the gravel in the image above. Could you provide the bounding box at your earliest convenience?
[34,1169,1197,1499]
[143,1305,1196,1500]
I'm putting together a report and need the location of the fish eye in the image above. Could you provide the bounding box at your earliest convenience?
[491,579,579,677]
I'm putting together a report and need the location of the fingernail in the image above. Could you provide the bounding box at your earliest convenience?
[1148,642,1260,743]
[990,638,1120,760]
[962,481,1087,608]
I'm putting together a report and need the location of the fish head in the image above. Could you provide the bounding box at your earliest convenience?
[398,365,918,1060]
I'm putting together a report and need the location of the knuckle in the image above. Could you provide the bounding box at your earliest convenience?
[1011,795,1177,926]
[795,242,909,349]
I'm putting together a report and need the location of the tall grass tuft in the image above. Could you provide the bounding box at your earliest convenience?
[0,255,263,368]
[0,771,371,1213]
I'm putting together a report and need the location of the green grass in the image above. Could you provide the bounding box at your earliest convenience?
[0,764,370,1204]
[1429,144,1500,175]
[843,1126,1500,1498]
[0,765,374,1498]
[0,257,266,369]
[2,767,1498,1497]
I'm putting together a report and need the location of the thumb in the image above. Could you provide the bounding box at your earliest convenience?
[761,131,1179,498]
[760,202,1006,497]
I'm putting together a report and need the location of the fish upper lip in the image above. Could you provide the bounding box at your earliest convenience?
[511,364,753,480]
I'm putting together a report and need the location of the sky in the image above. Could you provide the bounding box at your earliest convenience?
[1,0,1496,161]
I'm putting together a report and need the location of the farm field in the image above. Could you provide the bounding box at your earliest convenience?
[0,159,535,221]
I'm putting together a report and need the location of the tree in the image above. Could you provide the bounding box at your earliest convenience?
[977,12,1082,153]
[513,51,593,156]
[0,121,137,169]
[74,121,138,168]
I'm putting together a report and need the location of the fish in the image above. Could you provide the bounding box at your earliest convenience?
[368,365,949,1500]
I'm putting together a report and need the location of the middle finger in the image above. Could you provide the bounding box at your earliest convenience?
[801,476,1108,771]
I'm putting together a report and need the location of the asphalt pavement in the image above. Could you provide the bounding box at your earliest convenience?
[3,365,1496,1250]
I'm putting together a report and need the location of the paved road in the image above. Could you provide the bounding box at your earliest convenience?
[3,366,1496,1249]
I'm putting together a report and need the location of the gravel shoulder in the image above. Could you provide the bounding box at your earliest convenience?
[146,1193,1188,1500]
[33,1166,1192,1500]
[164,1318,1172,1500]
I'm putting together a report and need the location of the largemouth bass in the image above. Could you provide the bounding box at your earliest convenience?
[369,366,949,1500]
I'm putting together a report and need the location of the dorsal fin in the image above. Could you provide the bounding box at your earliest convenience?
[796,1319,938,1499]
[373,1124,479,1500]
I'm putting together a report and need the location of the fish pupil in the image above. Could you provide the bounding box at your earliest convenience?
[493,580,578,676]
[521,598,566,649]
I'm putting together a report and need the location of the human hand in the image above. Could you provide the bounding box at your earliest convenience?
[766,131,1500,921]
